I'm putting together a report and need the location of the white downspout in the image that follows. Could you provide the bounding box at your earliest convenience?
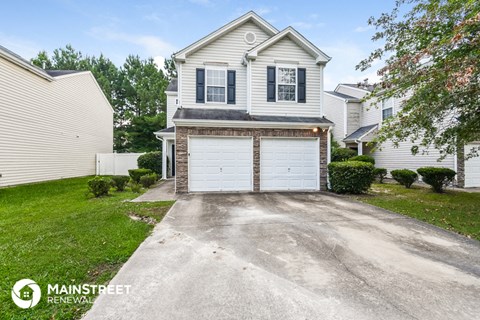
[155,135,167,180]
[319,64,325,117]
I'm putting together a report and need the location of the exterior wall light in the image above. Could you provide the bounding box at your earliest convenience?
[312,127,319,133]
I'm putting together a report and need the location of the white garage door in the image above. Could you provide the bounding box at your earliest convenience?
[261,138,319,191]
[465,143,480,187]
[189,137,253,192]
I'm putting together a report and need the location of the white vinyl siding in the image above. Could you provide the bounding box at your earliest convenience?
[189,137,253,191]
[180,21,270,110]
[166,92,178,128]
[347,102,361,135]
[323,94,346,146]
[360,99,382,127]
[0,58,113,187]
[372,141,455,176]
[251,37,321,117]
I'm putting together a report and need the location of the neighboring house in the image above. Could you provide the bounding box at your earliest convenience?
[155,11,334,193]
[324,82,480,188]
[0,45,113,187]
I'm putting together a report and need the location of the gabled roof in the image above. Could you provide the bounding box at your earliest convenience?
[246,27,331,65]
[45,70,83,77]
[325,91,361,102]
[343,124,378,142]
[174,11,278,62]
[166,79,178,92]
[337,83,375,93]
[0,45,53,81]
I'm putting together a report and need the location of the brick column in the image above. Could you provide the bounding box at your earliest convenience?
[253,133,261,191]
[175,127,189,193]
[319,130,328,191]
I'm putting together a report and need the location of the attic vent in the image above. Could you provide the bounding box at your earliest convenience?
[244,31,257,45]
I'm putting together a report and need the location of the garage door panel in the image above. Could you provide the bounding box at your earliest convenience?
[261,138,319,191]
[465,143,480,187]
[189,137,253,192]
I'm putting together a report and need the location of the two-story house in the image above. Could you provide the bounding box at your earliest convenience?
[324,82,480,188]
[155,11,334,193]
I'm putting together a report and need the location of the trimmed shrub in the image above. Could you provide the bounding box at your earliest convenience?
[391,169,417,188]
[373,168,387,183]
[350,155,375,165]
[137,151,162,175]
[417,167,456,193]
[129,182,142,193]
[140,173,158,188]
[129,168,153,183]
[88,176,111,197]
[111,176,130,191]
[328,161,375,194]
[331,148,356,162]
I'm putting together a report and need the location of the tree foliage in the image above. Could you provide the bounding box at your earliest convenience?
[31,45,174,152]
[358,0,480,158]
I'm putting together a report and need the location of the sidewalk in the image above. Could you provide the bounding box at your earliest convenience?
[131,179,176,202]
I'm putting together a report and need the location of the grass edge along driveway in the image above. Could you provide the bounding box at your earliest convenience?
[354,183,480,241]
[0,176,174,319]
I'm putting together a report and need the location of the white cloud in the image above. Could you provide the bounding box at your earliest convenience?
[0,33,41,60]
[89,27,176,58]
[322,41,382,90]
[153,56,166,72]
[354,25,373,33]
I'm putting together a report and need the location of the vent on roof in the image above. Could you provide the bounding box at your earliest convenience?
[244,31,257,45]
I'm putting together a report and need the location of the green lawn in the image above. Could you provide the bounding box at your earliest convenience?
[354,183,480,241]
[0,176,174,319]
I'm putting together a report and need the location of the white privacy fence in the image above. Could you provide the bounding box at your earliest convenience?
[96,153,145,176]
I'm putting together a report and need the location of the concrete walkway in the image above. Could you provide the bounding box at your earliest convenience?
[85,192,480,320]
[131,179,176,202]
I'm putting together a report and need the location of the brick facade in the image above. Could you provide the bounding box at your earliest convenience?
[175,126,329,193]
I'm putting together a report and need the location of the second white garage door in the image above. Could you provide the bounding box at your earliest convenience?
[261,138,319,191]
[465,143,480,188]
[189,137,253,192]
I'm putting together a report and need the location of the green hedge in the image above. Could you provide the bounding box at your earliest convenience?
[350,155,375,165]
[140,173,158,188]
[373,168,387,183]
[111,176,130,191]
[328,161,375,194]
[137,151,162,175]
[331,148,356,162]
[88,176,111,197]
[391,169,417,188]
[128,168,153,183]
[417,167,456,193]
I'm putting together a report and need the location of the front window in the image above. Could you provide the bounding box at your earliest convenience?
[382,97,394,120]
[206,69,226,103]
[277,67,296,101]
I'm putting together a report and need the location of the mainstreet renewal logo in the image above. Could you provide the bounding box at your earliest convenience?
[11,279,131,308]
[11,279,41,309]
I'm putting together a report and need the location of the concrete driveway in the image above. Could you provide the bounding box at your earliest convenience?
[85,193,480,320]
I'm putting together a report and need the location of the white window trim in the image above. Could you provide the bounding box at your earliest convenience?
[276,64,297,103]
[205,66,227,105]
[381,97,394,121]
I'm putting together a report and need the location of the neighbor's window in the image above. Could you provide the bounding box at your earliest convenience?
[382,97,394,120]
[206,69,226,103]
[277,67,296,101]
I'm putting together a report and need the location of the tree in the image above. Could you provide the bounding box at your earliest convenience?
[358,0,480,158]
[164,56,177,80]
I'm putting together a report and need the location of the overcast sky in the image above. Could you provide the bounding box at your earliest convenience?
[0,0,395,90]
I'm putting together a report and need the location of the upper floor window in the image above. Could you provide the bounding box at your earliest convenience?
[206,69,226,103]
[277,67,296,102]
[382,97,394,120]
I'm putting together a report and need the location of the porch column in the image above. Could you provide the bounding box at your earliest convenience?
[357,142,363,155]
[162,138,167,180]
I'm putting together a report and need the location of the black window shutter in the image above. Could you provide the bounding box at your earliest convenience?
[196,68,205,103]
[227,70,236,104]
[298,68,306,103]
[267,66,276,102]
